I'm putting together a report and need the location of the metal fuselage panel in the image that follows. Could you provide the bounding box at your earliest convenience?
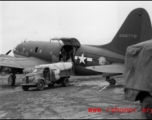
[14,41,63,63]
[13,41,124,76]
[74,45,124,75]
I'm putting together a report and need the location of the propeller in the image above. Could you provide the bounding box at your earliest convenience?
[6,50,12,55]
[0,50,12,76]
[0,50,12,57]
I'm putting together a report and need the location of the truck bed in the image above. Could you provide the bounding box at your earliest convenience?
[59,68,74,77]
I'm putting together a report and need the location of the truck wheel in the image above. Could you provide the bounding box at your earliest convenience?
[141,96,152,119]
[22,86,29,91]
[62,78,69,87]
[37,80,45,91]
[48,83,54,88]
[8,75,16,86]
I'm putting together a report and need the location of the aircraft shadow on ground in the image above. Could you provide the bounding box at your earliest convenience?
[107,84,124,89]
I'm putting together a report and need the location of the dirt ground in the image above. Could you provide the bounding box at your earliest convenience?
[0,75,142,119]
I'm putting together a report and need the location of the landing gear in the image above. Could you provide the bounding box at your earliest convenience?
[106,77,116,85]
[8,74,16,86]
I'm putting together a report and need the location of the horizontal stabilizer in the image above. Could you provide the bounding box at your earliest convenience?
[86,63,124,74]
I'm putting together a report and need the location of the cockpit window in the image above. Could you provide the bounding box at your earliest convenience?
[23,48,25,51]
[33,68,37,73]
[13,47,16,51]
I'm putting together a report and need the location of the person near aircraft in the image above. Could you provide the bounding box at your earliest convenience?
[60,46,75,62]
[70,46,76,62]
[60,47,68,62]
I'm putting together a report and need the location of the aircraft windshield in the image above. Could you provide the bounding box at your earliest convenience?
[33,69,37,73]
[13,47,16,51]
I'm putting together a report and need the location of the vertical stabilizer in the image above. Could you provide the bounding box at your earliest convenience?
[102,8,152,54]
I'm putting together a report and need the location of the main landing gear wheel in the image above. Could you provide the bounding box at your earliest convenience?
[37,79,45,91]
[8,74,16,86]
[141,96,152,119]
[106,77,116,86]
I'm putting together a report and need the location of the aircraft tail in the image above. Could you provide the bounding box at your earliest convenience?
[101,8,152,54]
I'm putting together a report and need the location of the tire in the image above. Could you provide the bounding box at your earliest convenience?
[8,75,16,86]
[109,78,116,85]
[141,96,152,119]
[22,86,29,91]
[48,83,54,87]
[37,79,45,91]
[61,78,69,87]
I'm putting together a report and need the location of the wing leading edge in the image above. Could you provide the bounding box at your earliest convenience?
[0,56,50,69]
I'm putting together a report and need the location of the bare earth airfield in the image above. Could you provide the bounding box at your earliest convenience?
[0,75,142,119]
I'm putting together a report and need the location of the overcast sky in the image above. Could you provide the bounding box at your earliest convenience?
[0,1,152,56]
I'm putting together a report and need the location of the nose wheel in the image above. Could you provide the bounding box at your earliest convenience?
[106,77,116,85]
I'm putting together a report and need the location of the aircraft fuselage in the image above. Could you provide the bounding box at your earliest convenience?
[13,41,124,76]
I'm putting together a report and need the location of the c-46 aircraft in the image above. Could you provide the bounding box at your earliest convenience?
[0,8,152,86]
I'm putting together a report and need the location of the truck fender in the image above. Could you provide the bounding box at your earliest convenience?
[34,77,45,84]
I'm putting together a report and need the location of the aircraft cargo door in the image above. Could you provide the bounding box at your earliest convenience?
[60,38,81,47]
[52,37,81,47]
[52,37,81,62]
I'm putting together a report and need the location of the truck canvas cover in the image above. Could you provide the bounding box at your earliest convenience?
[124,40,152,92]
[37,62,73,71]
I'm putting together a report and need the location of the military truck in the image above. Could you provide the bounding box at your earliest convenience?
[124,40,152,119]
[21,62,74,91]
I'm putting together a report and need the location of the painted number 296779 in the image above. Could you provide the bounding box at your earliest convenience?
[119,34,137,38]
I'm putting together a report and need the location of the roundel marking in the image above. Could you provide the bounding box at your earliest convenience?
[98,57,106,65]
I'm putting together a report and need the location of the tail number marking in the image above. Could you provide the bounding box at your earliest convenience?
[119,34,137,38]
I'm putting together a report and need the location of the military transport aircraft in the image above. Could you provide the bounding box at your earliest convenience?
[0,8,152,86]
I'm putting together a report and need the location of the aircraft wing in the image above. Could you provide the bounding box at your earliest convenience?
[86,63,124,74]
[0,56,50,69]
[0,54,14,58]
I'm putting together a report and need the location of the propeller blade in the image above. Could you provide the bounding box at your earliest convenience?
[6,50,11,55]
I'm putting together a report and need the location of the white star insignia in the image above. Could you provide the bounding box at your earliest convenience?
[78,53,86,64]
[75,53,93,64]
